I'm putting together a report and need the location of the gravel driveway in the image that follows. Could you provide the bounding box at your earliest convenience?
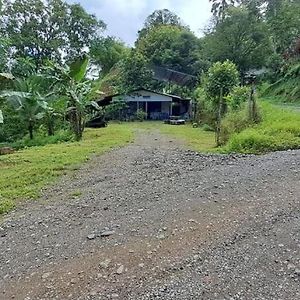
[0,130,299,300]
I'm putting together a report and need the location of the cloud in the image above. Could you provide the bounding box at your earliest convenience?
[67,0,212,45]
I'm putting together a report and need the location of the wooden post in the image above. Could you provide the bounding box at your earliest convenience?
[170,102,173,116]
[145,101,148,119]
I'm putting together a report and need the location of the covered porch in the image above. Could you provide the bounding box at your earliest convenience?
[126,99,190,120]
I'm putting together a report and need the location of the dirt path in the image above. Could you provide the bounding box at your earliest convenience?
[0,130,299,300]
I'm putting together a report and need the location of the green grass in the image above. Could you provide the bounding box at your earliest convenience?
[159,124,215,152]
[224,102,300,154]
[0,125,133,214]
[117,121,216,152]
[0,121,216,215]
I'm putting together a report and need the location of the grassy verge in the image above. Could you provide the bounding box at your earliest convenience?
[0,125,133,214]
[223,102,300,154]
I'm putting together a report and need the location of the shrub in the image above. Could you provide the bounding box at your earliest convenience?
[204,60,240,109]
[10,130,73,150]
[136,109,147,122]
[220,107,253,144]
[202,123,214,132]
[226,86,250,111]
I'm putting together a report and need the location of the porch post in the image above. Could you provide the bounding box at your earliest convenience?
[137,101,139,112]
[145,102,148,119]
[170,101,173,116]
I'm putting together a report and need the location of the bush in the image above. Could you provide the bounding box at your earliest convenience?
[220,107,253,144]
[202,124,214,132]
[226,86,250,111]
[136,109,147,122]
[224,103,300,154]
[9,130,73,150]
[204,60,240,108]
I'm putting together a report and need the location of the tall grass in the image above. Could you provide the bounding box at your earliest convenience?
[224,102,300,154]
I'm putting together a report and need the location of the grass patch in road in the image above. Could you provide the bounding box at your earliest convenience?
[118,121,216,152]
[224,102,300,154]
[0,125,133,215]
[159,124,216,152]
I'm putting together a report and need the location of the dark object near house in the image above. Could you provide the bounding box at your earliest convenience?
[86,116,107,128]
[164,116,186,125]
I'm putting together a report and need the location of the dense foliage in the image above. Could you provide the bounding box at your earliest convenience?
[0,0,299,152]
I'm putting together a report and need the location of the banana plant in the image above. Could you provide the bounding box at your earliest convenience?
[0,72,14,124]
[1,76,52,139]
[53,55,91,141]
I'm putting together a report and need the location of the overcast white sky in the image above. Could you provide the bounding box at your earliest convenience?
[67,0,212,45]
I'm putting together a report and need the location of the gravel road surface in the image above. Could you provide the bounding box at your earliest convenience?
[0,130,299,300]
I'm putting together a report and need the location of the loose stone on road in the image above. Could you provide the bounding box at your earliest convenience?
[0,131,299,299]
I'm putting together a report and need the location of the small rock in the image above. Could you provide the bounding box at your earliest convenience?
[42,272,51,279]
[116,265,124,275]
[157,233,166,240]
[100,259,111,269]
[87,234,96,240]
[100,230,115,237]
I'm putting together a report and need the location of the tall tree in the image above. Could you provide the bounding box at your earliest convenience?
[136,25,203,76]
[0,0,106,69]
[203,6,271,75]
[90,36,129,77]
[137,9,186,42]
[267,0,300,55]
[209,0,239,19]
[118,50,154,93]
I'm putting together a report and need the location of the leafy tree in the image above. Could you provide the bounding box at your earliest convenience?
[118,50,154,93]
[54,55,92,140]
[209,0,238,19]
[0,72,14,128]
[203,6,271,76]
[267,0,300,55]
[0,76,51,139]
[137,25,203,76]
[204,60,239,145]
[11,57,36,78]
[90,36,129,77]
[0,37,9,72]
[0,0,106,68]
[137,9,186,42]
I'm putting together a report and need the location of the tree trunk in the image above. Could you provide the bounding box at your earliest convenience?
[215,88,223,147]
[28,121,34,140]
[47,119,55,136]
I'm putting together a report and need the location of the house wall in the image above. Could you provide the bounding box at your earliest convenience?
[112,90,172,103]
[162,102,171,114]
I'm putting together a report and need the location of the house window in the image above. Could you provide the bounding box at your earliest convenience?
[143,96,151,99]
